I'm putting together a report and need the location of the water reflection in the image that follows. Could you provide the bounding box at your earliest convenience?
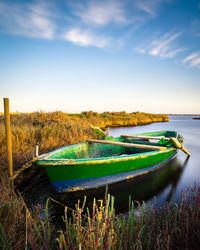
[57,155,189,212]
[21,153,189,228]
[165,156,189,203]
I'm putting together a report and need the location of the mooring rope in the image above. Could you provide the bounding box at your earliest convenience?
[11,156,39,181]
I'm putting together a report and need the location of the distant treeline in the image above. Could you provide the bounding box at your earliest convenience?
[0,111,168,174]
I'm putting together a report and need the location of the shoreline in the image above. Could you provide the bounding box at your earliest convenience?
[169,114,200,116]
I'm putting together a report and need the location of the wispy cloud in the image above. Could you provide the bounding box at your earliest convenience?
[182,51,200,69]
[136,31,185,58]
[72,0,126,25]
[0,1,55,39]
[63,28,109,48]
[136,0,157,16]
[135,0,172,16]
[0,1,111,48]
[149,32,181,57]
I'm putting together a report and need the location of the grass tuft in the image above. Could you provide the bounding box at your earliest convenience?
[0,183,200,249]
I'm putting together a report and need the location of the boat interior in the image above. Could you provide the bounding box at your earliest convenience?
[45,131,180,160]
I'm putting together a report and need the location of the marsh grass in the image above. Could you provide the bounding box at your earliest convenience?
[0,177,199,249]
[17,185,200,249]
[0,178,25,249]
[0,111,168,174]
[57,185,200,249]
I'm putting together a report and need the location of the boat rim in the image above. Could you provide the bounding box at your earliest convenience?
[36,146,177,166]
[36,130,182,165]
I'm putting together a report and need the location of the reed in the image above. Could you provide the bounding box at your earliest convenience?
[0,181,200,249]
[34,185,200,249]
[0,177,25,249]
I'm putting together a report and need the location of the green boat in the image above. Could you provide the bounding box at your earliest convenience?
[35,131,189,192]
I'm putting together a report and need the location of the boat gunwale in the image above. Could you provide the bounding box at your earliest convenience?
[55,153,178,192]
[36,130,182,166]
[36,147,177,166]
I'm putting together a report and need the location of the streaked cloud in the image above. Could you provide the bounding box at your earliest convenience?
[72,0,126,25]
[136,31,184,58]
[182,51,200,69]
[136,0,157,16]
[135,0,172,16]
[148,32,181,57]
[71,0,171,27]
[63,28,109,48]
[0,1,55,39]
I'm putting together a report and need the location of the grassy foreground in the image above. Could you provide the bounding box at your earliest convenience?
[0,182,200,249]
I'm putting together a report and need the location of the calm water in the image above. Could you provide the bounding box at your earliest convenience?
[108,116,200,207]
[23,116,200,216]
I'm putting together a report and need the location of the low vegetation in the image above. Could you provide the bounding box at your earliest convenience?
[0,182,199,249]
[0,178,25,249]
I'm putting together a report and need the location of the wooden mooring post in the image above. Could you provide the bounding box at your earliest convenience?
[3,98,13,190]
[34,145,39,157]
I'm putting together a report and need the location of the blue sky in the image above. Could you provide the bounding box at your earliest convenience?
[0,0,200,113]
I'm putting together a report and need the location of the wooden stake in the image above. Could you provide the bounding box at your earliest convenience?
[34,145,39,157]
[3,98,13,180]
[87,139,167,151]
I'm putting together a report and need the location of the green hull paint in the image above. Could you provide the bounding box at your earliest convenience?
[35,131,183,185]
[43,149,176,182]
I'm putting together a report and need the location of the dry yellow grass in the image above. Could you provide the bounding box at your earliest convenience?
[0,111,169,175]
